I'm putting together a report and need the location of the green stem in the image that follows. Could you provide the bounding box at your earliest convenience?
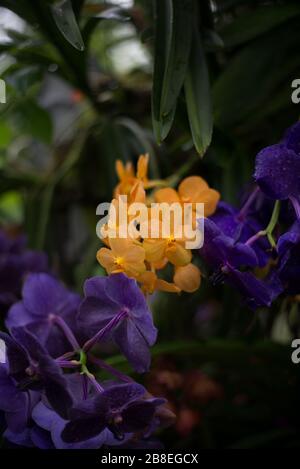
[246,200,281,248]
[266,200,281,237]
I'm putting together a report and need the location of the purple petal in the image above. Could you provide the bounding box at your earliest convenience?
[278,220,300,255]
[226,267,282,310]
[0,365,27,412]
[5,406,29,433]
[61,415,106,444]
[120,400,157,433]
[32,401,109,449]
[22,273,74,319]
[105,273,145,310]
[38,354,74,420]
[283,121,300,154]
[78,296,119,335]
[4,428,34,447]
[255,143,300,200]
[113,320,152,373]
[215,236,258,268]
[0,332,29,377]
[83,276,108,298]
[100,383,145,410]
[30,425,54,449]
[6,302,33,330]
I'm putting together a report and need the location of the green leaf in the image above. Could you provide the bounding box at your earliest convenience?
[152,0,193,142]
[151,0,172,143]
[13,99,53,143]
[184,19,213,156]
[220,3,300,48]
[51,0,85,51]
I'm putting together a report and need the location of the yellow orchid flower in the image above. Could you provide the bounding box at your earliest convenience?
[143,212,192,267]
[154,175,220,218]
[143,237,192,267]
[115,154,164,197]
[97,238,146,277]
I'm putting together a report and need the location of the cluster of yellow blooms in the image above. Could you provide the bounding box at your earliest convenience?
[97,155,220,295]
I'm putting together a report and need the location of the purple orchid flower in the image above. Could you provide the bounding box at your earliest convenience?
[0,328,74,419]
[31,372,125,449]
[254,122,300,217]
[6,273,81,356]
[211,199,270,267]
[78,273,158,373]
[199,218,282,309]
[61,382,165,444]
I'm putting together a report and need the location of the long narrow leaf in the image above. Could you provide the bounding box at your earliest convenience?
[152,0,193,142]
[184,17,213,156]
[51,0,85,51]
[151,0,173,143]
[159,0,193,135]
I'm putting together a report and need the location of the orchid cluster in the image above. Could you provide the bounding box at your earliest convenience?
[0,272,173,449]
[1,121,300,449]
[97,154,220,294]
[200,121,300,309]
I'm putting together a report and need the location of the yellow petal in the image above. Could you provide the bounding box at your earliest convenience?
[137,154,149,180]
[97,248,116,274]
[124,244,146,264]
[155,278,181,293]
[123,244,146,276]
[151,257,168,270]
[173,263,201,292]
[165,243,192,266]
[129,181,146,205]
[138,271,157,294]
[154,187,180,204]
[178,176,209,203]
[143,239,166,263]
[124,261,146,277]
[109,238,132,257]
[201,189,220,216]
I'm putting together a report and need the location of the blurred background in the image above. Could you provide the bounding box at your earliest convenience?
[1,0,300,449]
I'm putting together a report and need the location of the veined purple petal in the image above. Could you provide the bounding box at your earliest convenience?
[255,143,300,200]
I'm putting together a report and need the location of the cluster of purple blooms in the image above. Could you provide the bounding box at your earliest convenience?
[0,271,170,449]
[200,121,300,309]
